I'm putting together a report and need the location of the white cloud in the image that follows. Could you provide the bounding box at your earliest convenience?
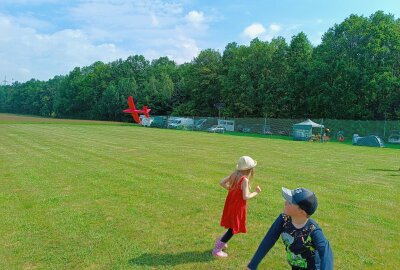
[262,23,282,40]
[142,35,201,64]
[170,36,201,63]
[241,22,285,42]
[150,13,160,27]
[0,1,210,82]
[242,23,266,39]
[68,1,184,35]
[67,1,206,56]
[269,23,281,32]
[1,0,59,3]
[0,14,130,82]
[11,14,54,32]
[185,10,205,28]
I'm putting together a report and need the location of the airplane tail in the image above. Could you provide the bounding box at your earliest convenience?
[143,106,151,118]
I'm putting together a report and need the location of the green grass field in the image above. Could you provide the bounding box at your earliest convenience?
[1,113,399,270]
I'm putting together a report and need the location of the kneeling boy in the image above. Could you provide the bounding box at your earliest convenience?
[246,187,333,270]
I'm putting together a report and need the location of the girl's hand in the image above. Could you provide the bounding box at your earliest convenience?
[255,186,261,193]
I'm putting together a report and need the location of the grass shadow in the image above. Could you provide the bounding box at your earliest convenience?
[369,168,400,172]
[128,250,213,267]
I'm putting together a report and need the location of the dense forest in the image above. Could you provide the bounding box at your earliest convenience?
[0,11,399,121]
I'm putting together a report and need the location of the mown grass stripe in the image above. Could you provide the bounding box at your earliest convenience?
[0,114,399,269]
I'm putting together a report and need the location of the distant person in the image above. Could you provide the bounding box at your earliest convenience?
[246,187,333,270]
[212,156,262,257]
[323,128,330,142]
[314,133,321,142]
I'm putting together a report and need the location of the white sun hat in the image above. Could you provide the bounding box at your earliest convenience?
[236,156,257,171]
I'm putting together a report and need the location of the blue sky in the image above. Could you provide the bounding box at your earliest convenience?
[1,0,399,83]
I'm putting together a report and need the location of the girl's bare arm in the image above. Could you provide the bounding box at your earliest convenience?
[242,178,261,200]
[219,176,231,190]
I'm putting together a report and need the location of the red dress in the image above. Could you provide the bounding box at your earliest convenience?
[220,176,247,234]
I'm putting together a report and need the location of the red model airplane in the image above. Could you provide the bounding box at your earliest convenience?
[123,96,151,124]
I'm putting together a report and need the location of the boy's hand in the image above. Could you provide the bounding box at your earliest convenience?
[255,186,261,193]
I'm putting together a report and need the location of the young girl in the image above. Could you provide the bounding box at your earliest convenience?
[212,156,262,257]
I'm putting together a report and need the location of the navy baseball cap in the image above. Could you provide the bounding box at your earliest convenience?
[282,187,318,215]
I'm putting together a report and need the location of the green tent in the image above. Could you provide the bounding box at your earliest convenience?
[352,134,384,147]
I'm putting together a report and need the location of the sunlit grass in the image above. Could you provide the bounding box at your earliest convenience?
[0,114,399,269]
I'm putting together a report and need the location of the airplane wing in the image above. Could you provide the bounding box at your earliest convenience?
[128,96,137,111]
[132,112,141,124]
[123,96,141,124]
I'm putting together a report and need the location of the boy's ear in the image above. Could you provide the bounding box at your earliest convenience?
[298,208,308,216]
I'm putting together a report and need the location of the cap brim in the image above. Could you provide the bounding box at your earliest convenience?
[281,187,294,204]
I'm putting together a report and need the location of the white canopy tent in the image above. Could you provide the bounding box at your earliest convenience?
[292,119,324,141]
[294,119,324,128]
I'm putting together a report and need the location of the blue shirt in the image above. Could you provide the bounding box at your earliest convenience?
[248,214,333,270]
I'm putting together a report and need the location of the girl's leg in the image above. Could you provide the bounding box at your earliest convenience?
[220,228,233,243]
[212,229,231,257]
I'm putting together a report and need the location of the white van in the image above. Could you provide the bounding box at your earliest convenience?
[168,117,194,129]
[217,119,235,132]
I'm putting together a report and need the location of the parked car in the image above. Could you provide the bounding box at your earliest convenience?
[207,125,226,133]
[388,131,400,144]
[168,117,194,129]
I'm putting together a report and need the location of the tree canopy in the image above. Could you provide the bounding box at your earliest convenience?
[1,11,399,120]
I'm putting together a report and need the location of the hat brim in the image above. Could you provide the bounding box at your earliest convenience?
[281,187,295,204]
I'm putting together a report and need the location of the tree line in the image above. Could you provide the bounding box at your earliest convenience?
[1,11,399,121]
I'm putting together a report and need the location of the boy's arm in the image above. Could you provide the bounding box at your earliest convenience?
[247,214,284,270]
[312,229,334,270]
